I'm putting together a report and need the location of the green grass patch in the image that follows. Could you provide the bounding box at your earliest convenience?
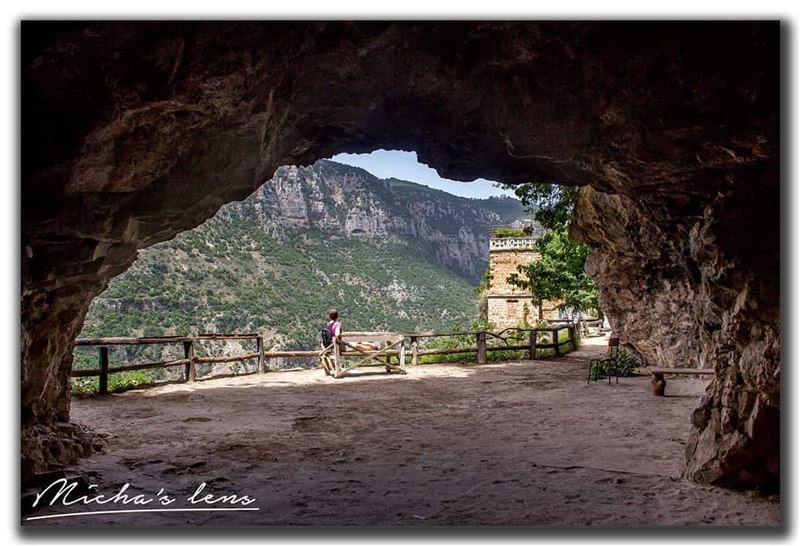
[70,370,158,395]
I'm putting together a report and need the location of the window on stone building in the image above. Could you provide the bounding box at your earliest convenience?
[506,299,518,319]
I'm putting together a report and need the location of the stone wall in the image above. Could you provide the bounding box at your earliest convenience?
[487,240,563,326]
[487,239,538,327]
[487,297,535,329]
[488,245,538,295]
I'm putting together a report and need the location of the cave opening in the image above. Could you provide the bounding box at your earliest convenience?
[71,147,534,387]
[22,21,779,505]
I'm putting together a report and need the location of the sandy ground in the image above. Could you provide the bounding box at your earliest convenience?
[26,337,780,527]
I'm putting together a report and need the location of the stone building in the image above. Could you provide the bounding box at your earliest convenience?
[486,227,560,328]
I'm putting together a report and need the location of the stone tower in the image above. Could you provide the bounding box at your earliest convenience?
[486,226,559,328]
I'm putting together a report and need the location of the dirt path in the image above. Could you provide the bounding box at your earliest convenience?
[27,337,780,526]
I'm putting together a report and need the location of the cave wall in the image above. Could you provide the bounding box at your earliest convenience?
[572,163,779,489]
[21,21,779,488]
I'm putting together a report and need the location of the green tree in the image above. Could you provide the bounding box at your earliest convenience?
[511,183,577,230]
[504,182,601,317]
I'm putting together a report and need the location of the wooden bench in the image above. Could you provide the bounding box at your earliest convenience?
[323,332,407,379]
[650,368,714,396]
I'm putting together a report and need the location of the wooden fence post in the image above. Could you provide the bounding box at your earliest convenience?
[98,346,109,395]
[476,332,487,364]
[333,338,341,377]
[528,330,536,360]
[257,335,265,374]
[568,325,577,352]
[183,340,196,382]
[553,329,561,357]
[410,336,418,366]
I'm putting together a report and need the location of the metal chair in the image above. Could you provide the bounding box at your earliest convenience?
[587,336,621,384]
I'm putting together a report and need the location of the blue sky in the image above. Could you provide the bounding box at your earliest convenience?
[329,150,517,200]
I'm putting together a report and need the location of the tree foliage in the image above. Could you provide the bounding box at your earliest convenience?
[492,226,527,238]
[511,183,578,230]
[504,182,601,316]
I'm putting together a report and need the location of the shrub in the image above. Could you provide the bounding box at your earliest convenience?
[487,349,525,362]
[587,348,639,378]
[70,377,98,395]
[109,371,154,392]
[493,227,527,238]
[69,370,157,395]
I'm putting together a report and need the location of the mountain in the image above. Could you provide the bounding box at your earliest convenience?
[79,160,528,350]
[254,160,525,283]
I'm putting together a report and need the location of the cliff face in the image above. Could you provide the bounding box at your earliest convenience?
[22,22,779,489]
[242,160,524,283]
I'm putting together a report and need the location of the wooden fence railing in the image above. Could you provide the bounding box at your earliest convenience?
[72,324,579,394]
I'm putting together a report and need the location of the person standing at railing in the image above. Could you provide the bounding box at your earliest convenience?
[319,309,342,376]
